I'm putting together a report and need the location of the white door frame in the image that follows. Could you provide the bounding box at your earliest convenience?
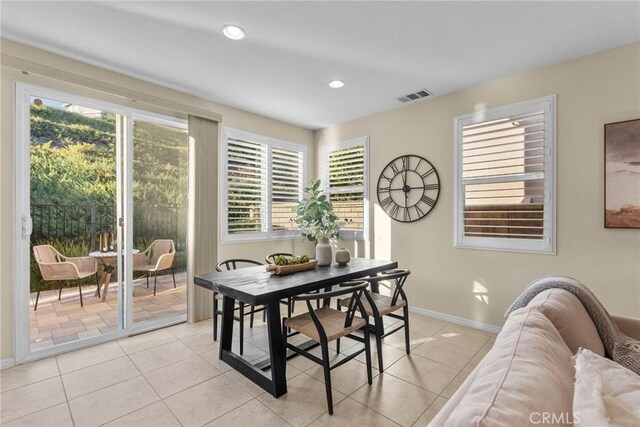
[13,82,187,364]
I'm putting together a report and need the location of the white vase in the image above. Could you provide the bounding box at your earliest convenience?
[315,238,332,266]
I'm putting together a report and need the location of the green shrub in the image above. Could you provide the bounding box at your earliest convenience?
[29,104,189,293]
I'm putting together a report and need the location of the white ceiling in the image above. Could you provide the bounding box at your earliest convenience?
[2,1,639,130]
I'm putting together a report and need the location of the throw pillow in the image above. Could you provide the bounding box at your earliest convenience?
[574,347,640,427]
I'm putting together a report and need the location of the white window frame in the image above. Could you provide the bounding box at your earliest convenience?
[220,127,307,244]
[453,95,557,254]
[322,136,370,241]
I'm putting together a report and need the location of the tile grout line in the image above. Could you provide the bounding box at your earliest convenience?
[1,359,70,424]
[346,396,404,427]
[344,375,424,426]
[55,355,77,427]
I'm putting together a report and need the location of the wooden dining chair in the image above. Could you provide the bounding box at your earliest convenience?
[284,281,373,415]
[215,259,266,355]
[266,252,321,315]
[337,269,411,372]
[265,252,298,318]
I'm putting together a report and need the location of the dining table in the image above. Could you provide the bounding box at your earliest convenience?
[194,257,398,398]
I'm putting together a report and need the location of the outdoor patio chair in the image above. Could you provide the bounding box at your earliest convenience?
[284,280,372,415]
[133,239,176,296]
[32,244,99,310]
[337,269,411,372]
[215,259,266,355]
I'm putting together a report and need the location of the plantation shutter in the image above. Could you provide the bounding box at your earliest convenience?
[226,137,267,234]
[271,147,303,231]
[455,96,556,253]
[325,140,368,237]
[222,128,306,242]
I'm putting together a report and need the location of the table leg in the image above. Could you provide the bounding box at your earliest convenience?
[218,296,288,397]
[94,273,105,297]
[100,272,112,301]
[219,296,234,358]
[265,300,287,397]
[100,262,115,302]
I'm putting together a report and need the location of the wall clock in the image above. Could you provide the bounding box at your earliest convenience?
[377,155,440,222]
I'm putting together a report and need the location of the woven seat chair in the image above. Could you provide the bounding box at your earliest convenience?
[266,252,321,316]
[266,252,304,318]
[338,269,411,372]
[215,259,266,355]
[284,281,373,415]
[32,245,99,310]
[132,239,176,296]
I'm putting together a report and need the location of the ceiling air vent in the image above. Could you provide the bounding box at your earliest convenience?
[397,89,432,103]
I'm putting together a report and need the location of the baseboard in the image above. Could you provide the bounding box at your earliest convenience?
[1,358,15,370]
[409,306,503,335]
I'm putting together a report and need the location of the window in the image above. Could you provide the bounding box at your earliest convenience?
[323,136,369,240]
[454,95,556,253]
[221,128,305,242]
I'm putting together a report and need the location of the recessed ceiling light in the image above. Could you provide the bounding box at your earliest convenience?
[222,25,246,40]
[328,80,345,89]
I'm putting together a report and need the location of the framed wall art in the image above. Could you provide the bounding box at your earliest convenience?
[605,118,640,228]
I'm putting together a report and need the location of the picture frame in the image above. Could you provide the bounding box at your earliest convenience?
[604,118,640,228]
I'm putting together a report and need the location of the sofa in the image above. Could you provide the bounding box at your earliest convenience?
[429,288,640,426]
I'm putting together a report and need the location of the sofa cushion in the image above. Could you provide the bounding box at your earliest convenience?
[573,347,640,427]
[528,288,605,356]
[429,307,575,427]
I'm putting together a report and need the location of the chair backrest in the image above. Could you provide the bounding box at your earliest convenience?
[216,259,263,272]
[265,253,294,264]
[369,269,411,305]
[32,245,78,280]
[149,239,175,265]
[33,245,61,265]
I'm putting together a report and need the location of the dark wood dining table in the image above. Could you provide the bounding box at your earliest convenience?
[194,257,398,397]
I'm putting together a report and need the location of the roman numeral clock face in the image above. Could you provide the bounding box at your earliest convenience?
[377,155,440,222]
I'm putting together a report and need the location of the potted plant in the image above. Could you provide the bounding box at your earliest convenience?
[293,179,341,266]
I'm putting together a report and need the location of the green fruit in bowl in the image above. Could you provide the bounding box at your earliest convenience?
[273,255,310,266]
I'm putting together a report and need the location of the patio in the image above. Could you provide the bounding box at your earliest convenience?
[29,272,187,350]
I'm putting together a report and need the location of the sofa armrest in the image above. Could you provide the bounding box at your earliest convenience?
[613,315,640,340]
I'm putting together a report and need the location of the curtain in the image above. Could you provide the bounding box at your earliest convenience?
[187,115,218,322]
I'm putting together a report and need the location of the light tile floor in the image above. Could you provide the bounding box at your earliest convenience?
[1,311,496,427]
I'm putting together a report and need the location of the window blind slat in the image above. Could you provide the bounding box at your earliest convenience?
[458,102,552,244]
[327,143,366,234]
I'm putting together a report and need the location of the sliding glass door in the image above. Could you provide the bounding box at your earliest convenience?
[15,83,188,361]
[131,117,188,327]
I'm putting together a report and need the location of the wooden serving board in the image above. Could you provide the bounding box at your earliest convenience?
[266,259,318,275]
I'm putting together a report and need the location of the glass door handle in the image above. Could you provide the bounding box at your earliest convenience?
[21,214,32,239]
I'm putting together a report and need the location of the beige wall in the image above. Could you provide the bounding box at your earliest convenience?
[0,40,314,360]
[2,38,638,361]
[317,43,640,327]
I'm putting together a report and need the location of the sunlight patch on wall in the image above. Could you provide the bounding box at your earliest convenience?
[473,280,490,305]
[374,203,392,261]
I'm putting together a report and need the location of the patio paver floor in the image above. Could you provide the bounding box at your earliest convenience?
[29,272,187,350]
